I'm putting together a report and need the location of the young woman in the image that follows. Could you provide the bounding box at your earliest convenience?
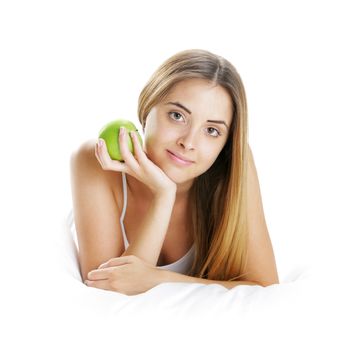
[70,49,279,296]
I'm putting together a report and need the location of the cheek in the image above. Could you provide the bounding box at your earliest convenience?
[145,126,176,148]
[199,144,223,167]
[202,143,221,158]
[143,131,169,158]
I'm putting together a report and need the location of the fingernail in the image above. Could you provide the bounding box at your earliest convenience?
[120,127,125,135]
[98,139,104,147]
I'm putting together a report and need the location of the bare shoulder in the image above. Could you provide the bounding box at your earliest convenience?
[247,144,255,168]
[70,138,123,211]
[71,139,98,163]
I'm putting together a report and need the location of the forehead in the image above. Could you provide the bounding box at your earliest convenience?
[162,78,233,122]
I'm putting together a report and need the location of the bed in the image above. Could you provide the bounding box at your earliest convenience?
[47,208,350,349]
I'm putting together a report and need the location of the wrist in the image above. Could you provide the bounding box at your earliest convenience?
[158,268,196,284]
[158,268,174,284]
[153,188,176,201]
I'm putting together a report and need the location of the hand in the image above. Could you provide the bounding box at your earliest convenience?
[95,128,176,196]
[84,255,165,296]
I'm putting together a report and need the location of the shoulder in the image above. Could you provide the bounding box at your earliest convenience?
[243,143,280,286]
[70,139,124,211]
[247,144,254,167]
[71,139,97,162]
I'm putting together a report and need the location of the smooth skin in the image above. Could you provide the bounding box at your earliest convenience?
[70,78,279,295]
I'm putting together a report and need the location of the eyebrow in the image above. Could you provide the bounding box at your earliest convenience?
[165,101,229,129]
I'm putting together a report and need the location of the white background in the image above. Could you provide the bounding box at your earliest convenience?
[1,0,349,348]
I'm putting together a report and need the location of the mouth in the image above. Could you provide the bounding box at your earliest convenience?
[166,150,194,166]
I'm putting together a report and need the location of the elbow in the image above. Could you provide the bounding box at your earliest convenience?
[256,279,280,287]
[258,271,280,287]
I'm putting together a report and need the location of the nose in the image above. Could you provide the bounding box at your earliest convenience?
[177,129,196,151]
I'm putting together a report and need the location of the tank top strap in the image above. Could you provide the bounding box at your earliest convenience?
[119,172,129,249]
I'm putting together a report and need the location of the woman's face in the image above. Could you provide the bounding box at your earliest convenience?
[143,78,233,189]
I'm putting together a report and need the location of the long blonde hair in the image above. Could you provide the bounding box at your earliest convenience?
[138,49,249,281]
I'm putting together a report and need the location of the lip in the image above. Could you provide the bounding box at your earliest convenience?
[166,150,194,166]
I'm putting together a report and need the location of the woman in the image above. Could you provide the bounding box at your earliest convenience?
[70,49,279,296]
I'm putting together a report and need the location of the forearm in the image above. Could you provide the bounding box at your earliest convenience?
[121,191,176,266]
[160,269,264,289]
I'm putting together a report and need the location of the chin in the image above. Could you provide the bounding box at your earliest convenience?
[163,164,198,186]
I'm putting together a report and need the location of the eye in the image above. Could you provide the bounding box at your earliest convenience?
[168,112,222,138]
[168,111,184,122]
[207,127,221,138]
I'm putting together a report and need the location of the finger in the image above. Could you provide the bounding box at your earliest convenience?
[95,142,104,167]
[98,255,135,269]
[130,131,146,163]
[96,138,112,163]
[87,266,117,280]
[84,279,112,291]
[119,128,140,170]
[96,139,127,172]
[95,142,108,169]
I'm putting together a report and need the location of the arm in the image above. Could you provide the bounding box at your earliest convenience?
[85,255,263,295]
[94,129,178,268]
[70,141,126,281]
[239,145,279,286]
[157,145,279,289]
[160,269,263,288]
[121,191,176,266]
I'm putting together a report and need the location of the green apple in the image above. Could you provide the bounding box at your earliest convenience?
[98,119,143,161]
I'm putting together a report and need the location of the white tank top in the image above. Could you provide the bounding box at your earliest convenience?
[119,172,194,274]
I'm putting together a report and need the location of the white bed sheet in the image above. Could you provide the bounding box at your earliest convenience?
[53,209,349,350]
